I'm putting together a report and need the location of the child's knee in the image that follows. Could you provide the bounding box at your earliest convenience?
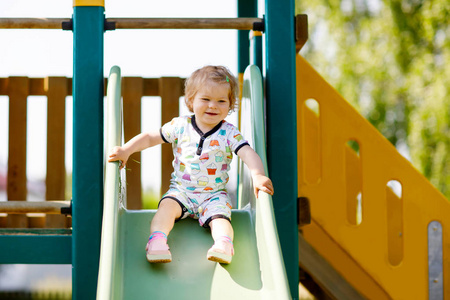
[158,197,186,220]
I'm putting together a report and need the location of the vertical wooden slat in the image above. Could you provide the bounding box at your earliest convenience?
[122,77,143,209]
[7,77,28,228]
[28,216,46,228]
[159,77,181,196]
[45,77,68,228]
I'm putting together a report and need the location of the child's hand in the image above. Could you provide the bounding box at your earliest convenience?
[252,174,274,198]
[108,146,129,169]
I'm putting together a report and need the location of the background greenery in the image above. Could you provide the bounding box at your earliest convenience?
[296,0,450,199]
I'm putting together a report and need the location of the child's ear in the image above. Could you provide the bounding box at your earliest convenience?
[229,98,236,112]
[185,97,194,112]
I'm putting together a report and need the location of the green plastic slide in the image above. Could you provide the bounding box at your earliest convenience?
[97,65,291,300]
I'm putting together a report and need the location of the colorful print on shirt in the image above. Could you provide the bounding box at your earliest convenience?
[160,115,249,193]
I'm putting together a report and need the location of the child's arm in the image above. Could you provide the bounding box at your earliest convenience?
[108,131,164,169]
[236,145,274,198]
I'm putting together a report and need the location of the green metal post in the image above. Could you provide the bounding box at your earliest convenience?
[250,32,263,72]
[264,0,299,298]
[72,3,105,299]
[238,0,257,74]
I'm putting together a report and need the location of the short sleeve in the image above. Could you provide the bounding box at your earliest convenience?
[160,117,182,143]
[226,123,250,154]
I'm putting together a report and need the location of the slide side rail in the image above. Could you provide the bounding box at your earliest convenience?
[239,65,291,298]
[97,66,124,300]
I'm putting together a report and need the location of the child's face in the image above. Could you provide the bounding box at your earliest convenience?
[191,80,230,131]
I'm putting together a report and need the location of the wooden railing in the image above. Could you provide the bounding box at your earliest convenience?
[0,76,184,228]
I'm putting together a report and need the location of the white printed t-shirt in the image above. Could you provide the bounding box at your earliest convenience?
[160,115,249,194]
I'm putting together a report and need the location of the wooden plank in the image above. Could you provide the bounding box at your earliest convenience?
[142,78,184,96]
[0,17,263,30]
[7,77,28,228]
[45,77,68,228]
[0,78,7,95]
[27,214,46,228]
[29,78,46,95]
[109,17,262,30]
[2,77,182,97]
[122,77,143,209]
[142,78,159,96]
[159,77,181,196]
[0,201,70,214]
[0,18,69,29]
[2,78,62,96]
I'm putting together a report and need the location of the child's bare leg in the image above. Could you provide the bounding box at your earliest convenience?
[207,218,234,264]
[146,198,182,263]
[209,218,234,242]
[150,198,182,235]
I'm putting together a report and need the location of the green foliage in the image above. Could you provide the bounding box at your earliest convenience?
[297,0,450,199]
[142,188,159,209]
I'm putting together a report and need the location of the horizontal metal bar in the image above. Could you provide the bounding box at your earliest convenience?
[0,201,71,214]
[0,232,71,264]
[0,17,264,30]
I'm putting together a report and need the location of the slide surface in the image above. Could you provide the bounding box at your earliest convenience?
[115,210,263,299]
[97,65,291,300]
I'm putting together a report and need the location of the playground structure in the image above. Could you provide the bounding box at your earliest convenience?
[0,0,449,299]
[96,65,290,299]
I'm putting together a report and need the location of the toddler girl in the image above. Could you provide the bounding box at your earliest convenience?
[108,65,274,264]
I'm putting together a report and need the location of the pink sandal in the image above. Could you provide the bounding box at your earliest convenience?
[145,231,172,263]
[207,236,234,264]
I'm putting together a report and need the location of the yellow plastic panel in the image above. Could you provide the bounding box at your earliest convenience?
[301,99,321,185]
[345,140,362,225]
[297,54,450,299]
[302,221,391,299]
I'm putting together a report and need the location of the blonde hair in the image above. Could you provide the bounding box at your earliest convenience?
[184,65,239,113]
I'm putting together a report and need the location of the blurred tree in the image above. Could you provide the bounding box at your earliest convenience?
[296,0,450,199]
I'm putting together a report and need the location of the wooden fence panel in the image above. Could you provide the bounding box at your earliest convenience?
[45,77,68,228]
[7,77,28,228]
[159,77,181,196]
[0,76,184,227]
[122,77,143,209]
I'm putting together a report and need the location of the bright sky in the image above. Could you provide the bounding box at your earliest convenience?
[0,0,253,199]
